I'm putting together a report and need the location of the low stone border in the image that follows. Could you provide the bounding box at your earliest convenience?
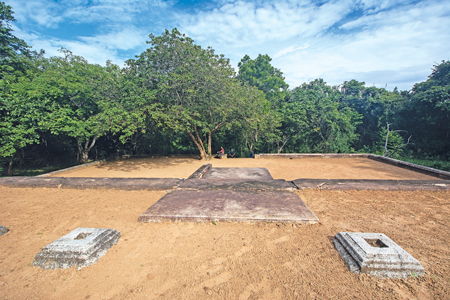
[292,179,450,190]
[257,153,369,159]
[368,154,450,180]
[187,164,212,179]
[0,177,183,191]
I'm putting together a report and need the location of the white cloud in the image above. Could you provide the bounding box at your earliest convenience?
[181,1,354,48]
[275,0,450,90]
[273,44,310,59]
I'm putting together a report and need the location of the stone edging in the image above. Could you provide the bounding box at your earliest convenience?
[1,176,449,191]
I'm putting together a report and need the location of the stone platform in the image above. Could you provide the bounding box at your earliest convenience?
[202,167,273,180]
[138,189,318,223]
[333,232,424,278]
[33,228,120,270]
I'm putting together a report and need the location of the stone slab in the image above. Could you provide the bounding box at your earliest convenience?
[179,179,296,191]
[292,179,450,190]
[333,232,424,278]
[33,228,120,270]
[0,177,183,191]
[203,168,273,180]
[188,164,212,179]
[0,225,9,236]
[61,177,183,191]
[0,177,64,188]
[138,190,318,223]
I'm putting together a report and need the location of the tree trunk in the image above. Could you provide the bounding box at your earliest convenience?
[187,131,207,160]
[77,137,97,164]
[207,132,212,158]
[7,155,14,176]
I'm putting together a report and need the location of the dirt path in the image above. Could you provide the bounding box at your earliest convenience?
[50,157,440,181]
[1,186,449,299]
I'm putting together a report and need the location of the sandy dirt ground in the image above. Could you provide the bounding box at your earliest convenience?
[49,156,440,181]
[0,187,449,299]
[1,158,449,299]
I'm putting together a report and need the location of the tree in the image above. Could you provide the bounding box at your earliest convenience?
[0,2,44,174]
[0,1,33,78]
[289,79,362,153]
[27,49,127,163]
[403,60,450,158]
[234,83,280,153]
[0,73,41,174]
[237,54,289,105]
[128,29,245,159]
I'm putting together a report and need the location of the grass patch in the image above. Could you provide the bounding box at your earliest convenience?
[399,157,450,172]
[2,163,80,177]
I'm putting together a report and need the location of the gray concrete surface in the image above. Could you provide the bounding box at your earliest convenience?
[188,164,212,179]
[179,179,296,191]
[32,228,120,270]
[203,168,273,180]
[138,190,318,223]
[333,232,424,278]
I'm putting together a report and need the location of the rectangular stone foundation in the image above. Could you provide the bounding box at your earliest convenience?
[138,190,318,223]
[333,232,424,278]
[33,228,120,270]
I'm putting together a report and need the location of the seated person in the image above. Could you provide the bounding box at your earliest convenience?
[215,146,225,158]
[229,149,235,158]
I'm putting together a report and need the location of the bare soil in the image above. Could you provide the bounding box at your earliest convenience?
[50,156,440,181]
[0,158,449,299]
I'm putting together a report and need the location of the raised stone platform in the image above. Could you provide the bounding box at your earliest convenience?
[202,167,273,180]
[138,190,318,224]
[333,232,424,278]
[33,228,120,270]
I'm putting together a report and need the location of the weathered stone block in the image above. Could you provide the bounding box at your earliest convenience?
[33,228,120,270]
[333,232,424,278]
[0,225,9,236]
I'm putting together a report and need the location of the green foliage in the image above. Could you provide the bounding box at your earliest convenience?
[398,157,450,172]
[0,2,34,78]
[2,0,450,174]
[285,79,362,153]
[402,60,450,158]
[237,54,289,105]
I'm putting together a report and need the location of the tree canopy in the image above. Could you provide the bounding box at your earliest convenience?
[1,2,449,175]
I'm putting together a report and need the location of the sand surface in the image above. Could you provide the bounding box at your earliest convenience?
[1,157,449,299]
[49,156,440,180]
[0,187,449,299]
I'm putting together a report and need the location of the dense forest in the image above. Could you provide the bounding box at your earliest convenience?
[1,2,449,176]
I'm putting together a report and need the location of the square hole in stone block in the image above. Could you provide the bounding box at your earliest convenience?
[33,227,120,270]
[364,238,388,248]
[333,232,425,278]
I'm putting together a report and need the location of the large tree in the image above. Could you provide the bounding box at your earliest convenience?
[0,1,33,78]
[24,49,130,163]
[402,60,450,158]
[128,29,248,159]
[289,79,362,153]
[0,2,42,174]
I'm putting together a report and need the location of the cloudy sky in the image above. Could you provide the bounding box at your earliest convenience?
[7,0,450,90]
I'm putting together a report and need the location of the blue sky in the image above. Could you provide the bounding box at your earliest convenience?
[7,0,450,91]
